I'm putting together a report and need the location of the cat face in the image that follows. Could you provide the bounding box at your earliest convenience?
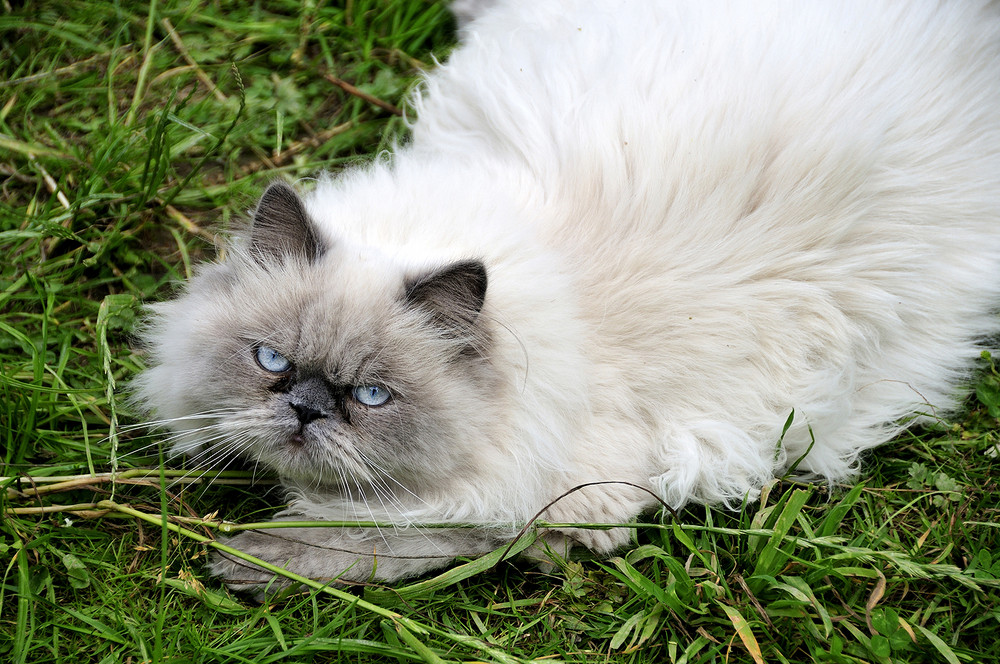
[135,183,497,491]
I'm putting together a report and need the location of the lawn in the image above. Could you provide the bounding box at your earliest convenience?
[2,1,999,662]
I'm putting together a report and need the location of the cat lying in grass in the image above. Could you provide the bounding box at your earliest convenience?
[136,0,1000,590]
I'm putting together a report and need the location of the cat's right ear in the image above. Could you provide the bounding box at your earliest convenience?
[405,260,488,335]
[248,182,325,264]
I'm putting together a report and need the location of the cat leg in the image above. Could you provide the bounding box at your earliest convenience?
[535,481,654,555]
[208,521,502,593]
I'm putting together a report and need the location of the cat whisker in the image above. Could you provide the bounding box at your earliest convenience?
[357,452,432,510]
[120,408,248,430]
[150,423,248,458]
[363,475,452,555]
[117,409,253,456]
[164,436,246,481]
[347,453,452,552]
[165,435,263,492]
[157,416,266,471]
[360,475,406,531]
[118,424,241,461]
[249,449,267,486]
[348,476,408,552]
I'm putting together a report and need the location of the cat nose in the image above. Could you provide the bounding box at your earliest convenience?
[290,401,325,424]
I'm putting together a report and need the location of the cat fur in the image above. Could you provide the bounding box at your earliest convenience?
[135,0,1000,588]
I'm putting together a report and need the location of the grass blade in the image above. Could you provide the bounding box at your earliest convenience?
[913,624,961,664]
[718,602,765,664]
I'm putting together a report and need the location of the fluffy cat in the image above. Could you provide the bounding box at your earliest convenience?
[136,0,1000,590]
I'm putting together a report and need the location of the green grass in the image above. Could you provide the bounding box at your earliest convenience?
[2,1,999,662]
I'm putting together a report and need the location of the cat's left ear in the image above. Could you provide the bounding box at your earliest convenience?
[248,182,325,264]
[405,260,488,334]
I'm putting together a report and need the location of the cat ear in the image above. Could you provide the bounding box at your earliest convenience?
[405,260,488,333]
[249,182,325,264]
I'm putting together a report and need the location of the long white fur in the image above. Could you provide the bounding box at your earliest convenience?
[292,0,1000,531]
[140,0,1000,567]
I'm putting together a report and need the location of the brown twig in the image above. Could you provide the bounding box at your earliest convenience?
[735,574,776,629]
[163,203,218,243]
[160,17,227,103]
[7,503,111,518]
[0,48,132,88]
[4,469,272,501]
[323,72,403,116]
[29,153,71,211]
[248,121,353,174]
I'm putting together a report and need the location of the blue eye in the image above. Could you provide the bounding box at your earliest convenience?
[255,345,292,373]
[352,385,391,407]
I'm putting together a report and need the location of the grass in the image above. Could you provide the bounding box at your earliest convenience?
[2,1,999,662]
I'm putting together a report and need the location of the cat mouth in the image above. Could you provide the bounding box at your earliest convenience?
[259,432,317,473]
[284,424,325,451]
[280,428,333,459]
[281,417,317,449]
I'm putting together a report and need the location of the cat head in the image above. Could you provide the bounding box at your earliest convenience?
[134,182,499,493]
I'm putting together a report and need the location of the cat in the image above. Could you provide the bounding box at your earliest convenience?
[135,0,1000,591]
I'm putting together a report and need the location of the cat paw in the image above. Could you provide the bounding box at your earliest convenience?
[207,530,314,596]
[540,482,650,553]
[208,550,292,597]
[204,526,487,593]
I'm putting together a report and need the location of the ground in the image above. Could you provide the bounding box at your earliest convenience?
[1,1,998,662]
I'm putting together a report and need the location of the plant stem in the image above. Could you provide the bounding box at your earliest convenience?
[95,499,530,664]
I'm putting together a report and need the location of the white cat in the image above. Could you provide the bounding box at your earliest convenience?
[136,0,1000,589]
